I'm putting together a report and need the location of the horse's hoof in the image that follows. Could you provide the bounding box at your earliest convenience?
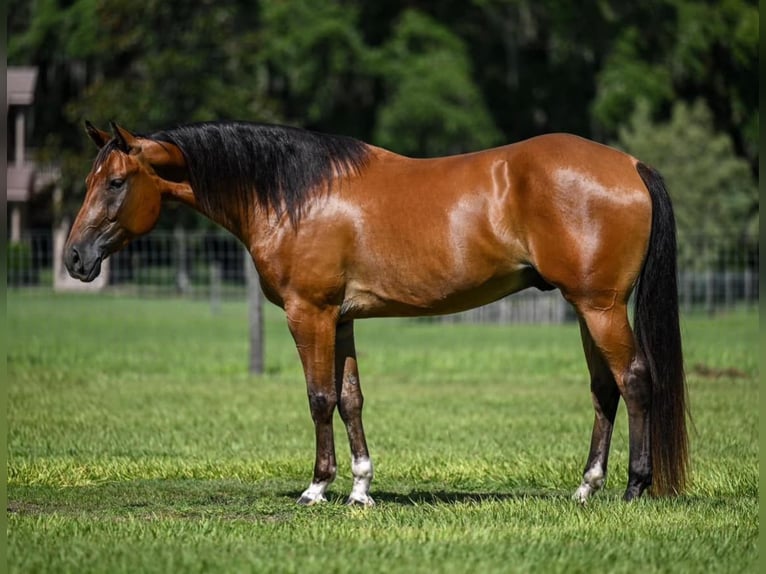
[345,494,375,507]
[297,493,327,506]
[572,485,591,505]
[622,488,641,502]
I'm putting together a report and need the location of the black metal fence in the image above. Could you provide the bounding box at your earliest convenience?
[7,229,759,321]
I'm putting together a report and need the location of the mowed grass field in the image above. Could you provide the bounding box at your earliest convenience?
[6,291,758,573]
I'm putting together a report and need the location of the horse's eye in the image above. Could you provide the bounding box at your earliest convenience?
[108,178,125,190]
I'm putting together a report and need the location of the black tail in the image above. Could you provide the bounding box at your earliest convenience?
[634,162,689,496]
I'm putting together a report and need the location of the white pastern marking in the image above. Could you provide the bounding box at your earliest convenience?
[583,462,605,489]
[572,462,606,504]
[298,480,332,505]
[347,456,375,506]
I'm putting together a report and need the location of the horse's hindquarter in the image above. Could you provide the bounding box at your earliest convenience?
[510,134,653,302]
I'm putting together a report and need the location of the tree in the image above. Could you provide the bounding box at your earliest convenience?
[256,0,374,137]
[593,0,758,176]
[468,0,613,140]
[616,100,757,267]
[257,4,503,157]
[9,0,758,227]
[9,0,282,224]
[372,10,501,156]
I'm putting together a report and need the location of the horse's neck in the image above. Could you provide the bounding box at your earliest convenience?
[162,179,253,244]
[162,180,196,207]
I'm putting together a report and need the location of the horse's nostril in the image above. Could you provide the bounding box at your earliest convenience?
[68,246,84,274]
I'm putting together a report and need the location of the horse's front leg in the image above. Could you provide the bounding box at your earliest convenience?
[335,321,374,506]
[288,304,339,505]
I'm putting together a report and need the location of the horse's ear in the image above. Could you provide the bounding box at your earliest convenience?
[110,121,138,153]
[84,121,111,149]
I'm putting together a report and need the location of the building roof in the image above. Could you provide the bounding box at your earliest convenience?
[7,67,38,106]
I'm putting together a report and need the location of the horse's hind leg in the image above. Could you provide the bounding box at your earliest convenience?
[573,317,621,503]
[335,321,374,506]
[574,300,652,502]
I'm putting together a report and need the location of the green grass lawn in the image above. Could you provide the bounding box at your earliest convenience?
[6,292,759,573]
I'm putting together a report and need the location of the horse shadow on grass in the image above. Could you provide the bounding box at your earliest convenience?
[280,488,566,506]
[9,480,717,520]
[8,486,540,521]
[11,481,566,519]
[279,488,725,508]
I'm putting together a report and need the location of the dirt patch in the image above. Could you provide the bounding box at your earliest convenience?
[690,363,750,380]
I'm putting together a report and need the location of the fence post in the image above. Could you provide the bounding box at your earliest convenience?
[245,249,265,375]
[174,225,190,296]
[210,261,221,315]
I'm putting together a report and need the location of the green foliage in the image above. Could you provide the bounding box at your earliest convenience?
[592,0,758,167]
[7,0,758,233]
[7,243,36,285]
[615,100,758,266]
[6,293,759,572]
[373,10,501,156]
[592,28,674,131]
[668,0,759,163]
[257,0,370,128]
[69,0,278,126]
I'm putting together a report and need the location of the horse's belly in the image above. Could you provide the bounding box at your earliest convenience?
[341,264,538,320]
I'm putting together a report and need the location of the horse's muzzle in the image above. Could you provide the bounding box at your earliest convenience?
[64,243,103,282]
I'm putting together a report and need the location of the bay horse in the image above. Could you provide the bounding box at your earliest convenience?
[65,120,688,506]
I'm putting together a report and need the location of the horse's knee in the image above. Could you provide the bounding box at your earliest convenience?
[338,373,364,422]
[621,355,651,410]
[308,389,337,423]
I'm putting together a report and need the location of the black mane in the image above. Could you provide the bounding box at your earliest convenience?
[150,121,370,222]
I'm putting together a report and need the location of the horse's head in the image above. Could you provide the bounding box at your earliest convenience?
[64,121,187,281]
